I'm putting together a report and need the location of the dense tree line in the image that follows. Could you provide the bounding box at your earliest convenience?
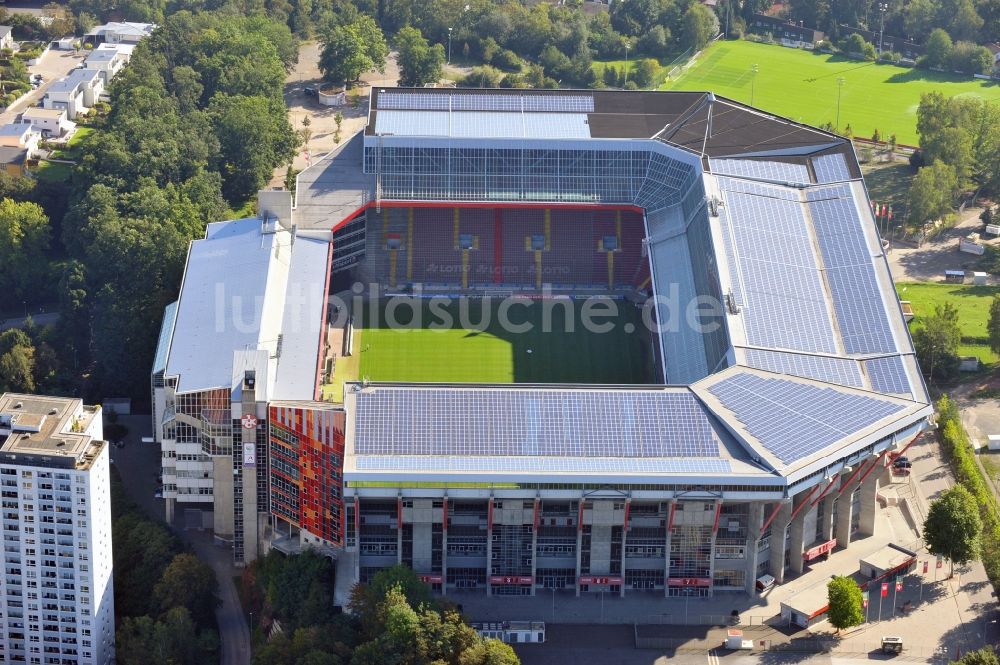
[246,556,519,665]
[110,470,220,664]
[1,6,299,404]
[786,0,998,46]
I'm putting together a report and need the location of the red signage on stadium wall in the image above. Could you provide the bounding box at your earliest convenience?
[579,576,623,586]
[489,576,533,585]
[667,577,712,587]
[419,574,444,584]
[803,538,837,561]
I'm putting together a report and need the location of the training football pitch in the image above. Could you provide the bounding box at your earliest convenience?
[327,297,655,393]
[666,40,1000,145]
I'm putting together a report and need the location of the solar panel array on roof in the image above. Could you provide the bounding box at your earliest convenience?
[707,372,907,465]
[711,158,810,184]
[354,388,721,458]
[807,192,897,354]
[813,153,852,183]
[743,349,864,387]
[721,187,839,353]
[716,176,801,202]
[377,91,595,113]
[354,455,733,474]
[864,356,912,394]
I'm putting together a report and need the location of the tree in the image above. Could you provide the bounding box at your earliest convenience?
[632,59,658,88]
[988,295,1000,356]
[682,3,720,51]
[117,607,218,665]
[924,485,982,575]
[396,26,445,88]
[0,329,35,394]
[210,94,298,202]
[912,301,962,382]
[948,0,984,41]
[637,24,670,58]
[922,28,953,69]
[954,648,1000,665]
[826,576,864,633]
[319,17,388,85]
[153,553,220,628]
[458,639,520,665]
[908,161,958,226]
[459,65,503,88]
[0,199,51,298]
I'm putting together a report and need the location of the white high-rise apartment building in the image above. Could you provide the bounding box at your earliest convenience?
[0,394,114,665]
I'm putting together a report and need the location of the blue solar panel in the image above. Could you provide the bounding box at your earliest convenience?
[828,265,897,354]
[864,356,911,394]
[377,91,595,113]
[717,207,744,305]
[354,455,732,474]
[716,177,801,201]
[719,184,839,353]
[806,189,897,354]
[353,388,722,458]
[707,372,907,465]
[711,158,810,184]
[743,349,864,387]
[813,154,852,183]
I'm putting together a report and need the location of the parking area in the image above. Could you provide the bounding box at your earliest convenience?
[0,47,87,125]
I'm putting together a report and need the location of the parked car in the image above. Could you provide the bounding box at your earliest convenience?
[304,86,318,97]
[893,455,909,464]
[893,460,912,469]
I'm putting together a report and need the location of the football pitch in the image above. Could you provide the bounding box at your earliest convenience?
[330,297,655,391]
[666,40,1000,145]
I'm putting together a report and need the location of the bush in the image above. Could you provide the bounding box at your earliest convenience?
[491,49,522,72]
[936,396,1000,588]
[878,50,901,64]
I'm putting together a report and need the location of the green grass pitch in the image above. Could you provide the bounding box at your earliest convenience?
[666,40,1000,145]
[354,298,655,385]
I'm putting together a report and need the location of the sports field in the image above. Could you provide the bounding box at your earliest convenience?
[325,297,654,395]
[666,40,1000,145]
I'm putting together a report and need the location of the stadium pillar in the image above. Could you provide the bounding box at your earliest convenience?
[858,465,883,537]
[818,493,837,542]
[441,496,448,597]
[397,495,404,566]
[744,503,764,595]
[486,496,494,597]
[706,499,722,597]
[767,502,792,584]
[530,498,539,597]
[620,497,630,598]
[663,499,674,598]
[835,484,855,548]
[787,505,808,577]
[575,499,584,597]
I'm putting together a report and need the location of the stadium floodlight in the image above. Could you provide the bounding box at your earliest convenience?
[836,77,845,131]
[750,64,759,105]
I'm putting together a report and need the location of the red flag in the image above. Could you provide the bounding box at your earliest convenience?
[923,560,929,574]
[888,206,893,221]
[881,582,889,597]
[881,204,887,218]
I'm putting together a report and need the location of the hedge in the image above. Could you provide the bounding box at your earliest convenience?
[936,395,1000,587]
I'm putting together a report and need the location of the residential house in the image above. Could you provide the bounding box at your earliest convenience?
[0,146,28,176]
[749,15,824,48]
[43,68,103,119]
[83,45,129,84]
[84,21,155,46]
[20,107,75,138]
[0,26,14,51]
[0,122,41,156]
[987,43,1000,75]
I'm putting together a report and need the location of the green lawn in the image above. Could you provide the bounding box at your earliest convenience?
[34,160,72,183]
[895,282,1000,364]
[338,298,653,386]
[666,40,1000,145]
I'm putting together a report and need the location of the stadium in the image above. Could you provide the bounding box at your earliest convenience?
[153,87,932,601]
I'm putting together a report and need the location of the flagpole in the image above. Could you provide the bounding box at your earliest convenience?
[892,576,898,618]
[878,582,884,622]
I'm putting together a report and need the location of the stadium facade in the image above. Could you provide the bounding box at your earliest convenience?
[153,88,931,600]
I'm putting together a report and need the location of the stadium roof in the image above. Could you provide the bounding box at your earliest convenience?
[343,368,929,486]
[161,217,329,401]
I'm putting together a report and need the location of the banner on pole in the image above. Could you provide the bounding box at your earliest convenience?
[923,560,929,574]
[881,582,889,597]
[936,556,943,569]
[895,577,903,592]
[862,590,869,608]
